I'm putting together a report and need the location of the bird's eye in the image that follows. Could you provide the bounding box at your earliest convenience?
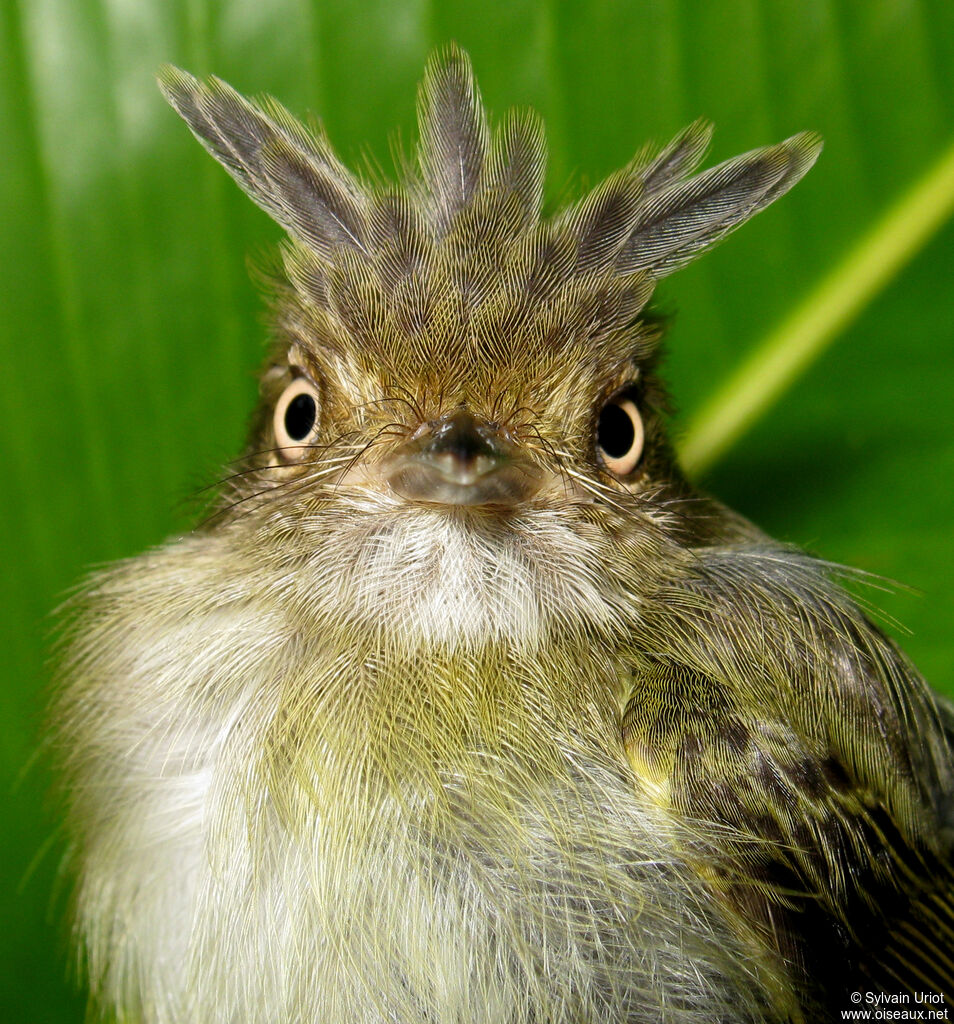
[274,378,321,458]
[596,393,644,476]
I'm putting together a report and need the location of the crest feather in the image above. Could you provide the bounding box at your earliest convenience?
[282,243,331,310]
[564,172,646,274]
[638,119,713,194]
[160,52,821,369]
[158,66,369,257]
[618,132,823,275]
[365,193,428,292]
[260,140,368,257]
[416,46,489,233]
[484,109,547,229]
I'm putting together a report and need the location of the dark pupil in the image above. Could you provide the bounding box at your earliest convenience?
[598,402,635,458]
[284,393,317,441]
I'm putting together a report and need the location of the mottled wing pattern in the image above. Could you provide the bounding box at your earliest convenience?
[622,551,954,1015]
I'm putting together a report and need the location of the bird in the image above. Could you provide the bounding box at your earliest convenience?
[49,45,954,1024]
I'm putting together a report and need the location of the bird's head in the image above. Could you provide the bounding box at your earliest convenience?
[160,47,820,646]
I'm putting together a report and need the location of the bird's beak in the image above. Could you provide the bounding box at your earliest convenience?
[384,410,543,508]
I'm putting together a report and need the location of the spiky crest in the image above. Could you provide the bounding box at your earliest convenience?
[159,49,821,377]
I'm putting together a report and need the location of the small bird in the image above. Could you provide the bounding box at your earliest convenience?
[51,46,954,1024]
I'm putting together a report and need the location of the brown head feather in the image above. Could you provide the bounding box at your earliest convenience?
[159,48,819,411]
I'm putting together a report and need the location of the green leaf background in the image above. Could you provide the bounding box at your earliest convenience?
[2,1,952,1017]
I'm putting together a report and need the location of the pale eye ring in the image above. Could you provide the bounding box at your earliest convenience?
[596,395,644,476]
[273,378,321,458]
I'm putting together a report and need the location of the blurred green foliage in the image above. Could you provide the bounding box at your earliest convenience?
[1,1,952,1019]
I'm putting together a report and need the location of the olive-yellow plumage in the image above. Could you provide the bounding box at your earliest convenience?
[51,47,953,1023]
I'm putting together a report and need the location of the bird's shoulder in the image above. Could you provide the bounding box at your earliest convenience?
[621,656,954,1016]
